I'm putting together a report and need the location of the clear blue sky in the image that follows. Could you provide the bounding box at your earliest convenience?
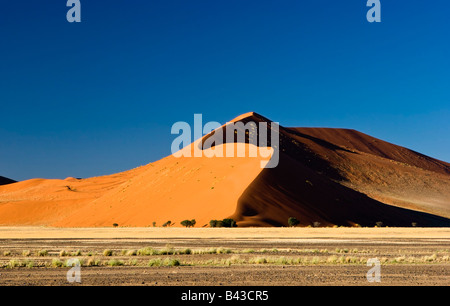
[1,0,449,181]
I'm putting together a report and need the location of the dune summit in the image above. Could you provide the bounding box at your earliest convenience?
[0,112,449,227]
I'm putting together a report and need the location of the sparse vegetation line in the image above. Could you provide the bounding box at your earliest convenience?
[1,245,448,269]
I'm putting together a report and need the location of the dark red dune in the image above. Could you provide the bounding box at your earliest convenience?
[0,176,16,186]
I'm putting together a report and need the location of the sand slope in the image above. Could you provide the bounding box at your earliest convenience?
[0,112,449,227]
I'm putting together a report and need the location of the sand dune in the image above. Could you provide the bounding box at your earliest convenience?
[0,176,15,186]
[0,112,449,227]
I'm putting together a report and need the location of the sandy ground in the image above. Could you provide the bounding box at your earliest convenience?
[2,265,448,286]
[0,227,449,239]
[0,227,448,286]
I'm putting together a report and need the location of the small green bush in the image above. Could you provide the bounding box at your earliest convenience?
[209,220,222,227]
[163,258,181,267]
[86,258,101,266]
[37,250,49,257]
[222,219,237,228]
[148,258,162,267]
[181,219,196,228]
[137,247,158,256]
[107,259,124,266]
[288,217,300,227]
[51,258,64,268]
[210,218,237,228]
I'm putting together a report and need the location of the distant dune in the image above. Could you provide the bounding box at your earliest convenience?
[0,112,449,227]
[0,176,16,186]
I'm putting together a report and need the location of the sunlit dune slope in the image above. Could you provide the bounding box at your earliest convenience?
[0,144,266,227]
[51,144,266,227]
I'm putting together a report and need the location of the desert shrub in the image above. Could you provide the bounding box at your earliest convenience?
[223,255,244,266]
[181,219,196,228]
[288,217,300,227]
[326,255,339,264]
[22,250,31,257]
[25,260,35,268]
[209,220,223,228]
[312,221,321,228]
[423,253,438,262]
[216,248,232,254]
[162,221,172,227]
[51,258,64,268]
[3,251,11,256]
[275,257,289,265]
[181,248,192,255]
[37,250,49,257]
[222,219,237,228]
[86,258,101,266]
[311,257,320,264]
[6,259,34,268]
[147,257,182,267]
[159,246,175,255]
[209,219,237,228]
[148,258,162,267]
[113,223,119,228]
[107,259,124,266]
[137,247,158,256]
[163,258,181,267]
[375,221,384,227]
[250,257,267,264]
[103,249,113,256]
[128,259,139,266]
[7,260,22,268]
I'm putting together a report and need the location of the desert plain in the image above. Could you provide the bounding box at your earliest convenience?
[0,227,448,286]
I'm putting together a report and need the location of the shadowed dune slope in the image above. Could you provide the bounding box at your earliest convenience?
[233,151,450,227]
[285,127,450,220]
[0,176,16,186]
[0,112,449,227]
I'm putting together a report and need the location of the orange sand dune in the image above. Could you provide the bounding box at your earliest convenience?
[52,144,267,227]
[0,112,449,227]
